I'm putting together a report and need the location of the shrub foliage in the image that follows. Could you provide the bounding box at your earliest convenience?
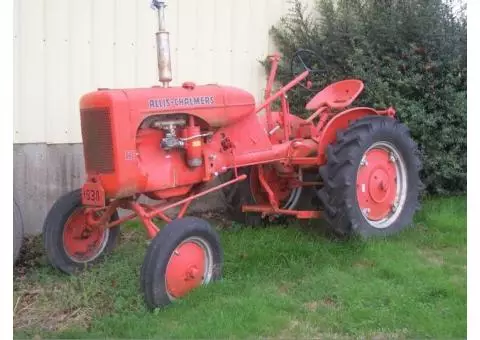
[268,0,467,195]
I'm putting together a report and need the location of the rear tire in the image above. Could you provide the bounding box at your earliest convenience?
[43,189,121,274]
[141,217,223,309]
[317,116,422,238]
[220,167,264,227]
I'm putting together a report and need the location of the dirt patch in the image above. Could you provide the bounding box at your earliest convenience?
[418,249,444,266]
[277,282,294,295]
[13,285,93,332]
[415,223,428,232]
[13,267,111,333]
[353,259,376,268]
[15,234,46,277]
[304,301,319,312]
[368,329,409,340]
[277,319,351,339]
[303,296,338,312]
[322,296,337,307]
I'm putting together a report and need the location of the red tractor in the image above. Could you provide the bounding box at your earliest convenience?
[43,0,421,309]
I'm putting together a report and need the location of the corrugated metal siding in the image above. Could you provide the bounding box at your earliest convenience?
[14,0,305,144]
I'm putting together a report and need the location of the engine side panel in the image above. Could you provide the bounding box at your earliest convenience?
[135,128,204,192]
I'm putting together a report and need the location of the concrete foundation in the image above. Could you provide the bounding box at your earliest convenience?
[13,143,226,235]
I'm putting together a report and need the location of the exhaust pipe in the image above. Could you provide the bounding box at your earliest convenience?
[152,0,172,87]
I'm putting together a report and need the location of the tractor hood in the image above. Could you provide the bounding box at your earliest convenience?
[81,82,256,129]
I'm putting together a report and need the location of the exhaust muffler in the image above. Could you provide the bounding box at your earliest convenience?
[152,0,172,87]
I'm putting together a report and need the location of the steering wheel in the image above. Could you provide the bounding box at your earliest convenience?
[290,49,326,91]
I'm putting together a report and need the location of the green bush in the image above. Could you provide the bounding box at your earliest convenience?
[268,0,467,195]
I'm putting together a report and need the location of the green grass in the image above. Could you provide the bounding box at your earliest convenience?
[13,196,466,339]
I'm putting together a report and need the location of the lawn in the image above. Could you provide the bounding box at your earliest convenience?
[13,196,466,339]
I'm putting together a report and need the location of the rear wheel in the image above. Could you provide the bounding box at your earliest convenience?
[43,189,121,274]
[317,116,422,238]
[141,217,223,309]
[220,167,263,226]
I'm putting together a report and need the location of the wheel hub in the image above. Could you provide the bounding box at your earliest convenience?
[62,208,109,263]
[357,147,400,221]
[368,168,391,203]
[165,241,207,298]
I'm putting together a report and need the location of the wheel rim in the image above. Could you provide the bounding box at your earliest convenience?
[165,236,214,300]
[62,208,110,263]
[356,141,407,229]
[250,165,303,210]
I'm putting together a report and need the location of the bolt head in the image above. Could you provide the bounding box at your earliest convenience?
[362,208,370,215]
[360,156,368,166]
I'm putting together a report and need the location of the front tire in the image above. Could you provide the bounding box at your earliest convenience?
[317,116,422,238]
[141,217,223,309]
[43,189,121,274]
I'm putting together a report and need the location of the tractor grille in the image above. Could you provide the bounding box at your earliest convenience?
[80,108,115,173]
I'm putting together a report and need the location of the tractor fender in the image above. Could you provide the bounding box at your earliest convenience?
[317,107,379,162]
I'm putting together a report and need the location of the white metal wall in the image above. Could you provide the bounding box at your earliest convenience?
[13,0,303,144]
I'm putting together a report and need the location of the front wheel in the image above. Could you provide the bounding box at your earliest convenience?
[317,115,422,238]
[141,217,223,309]
[43,189,121,274]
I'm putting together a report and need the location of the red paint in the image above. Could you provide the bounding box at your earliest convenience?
[242,205,321,219]
[356,148,398,220]
[255,71,309,115]
[250,165,294,207]
[73,51,397,248]
[165,241,206,298]
[264,53,280,131]
[316,107,379,162]
[305,79,364,110]
[177,200,191,218]
[281,94,291,142]
[86,200,121,226]
[63,208,108,261]
[181,124,203,167]
[145,174,247,220]
[129,202,161,239]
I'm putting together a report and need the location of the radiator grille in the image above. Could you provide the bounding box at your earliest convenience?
[80,108,115,173]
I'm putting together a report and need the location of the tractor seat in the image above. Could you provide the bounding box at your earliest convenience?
[305,79,364,110]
